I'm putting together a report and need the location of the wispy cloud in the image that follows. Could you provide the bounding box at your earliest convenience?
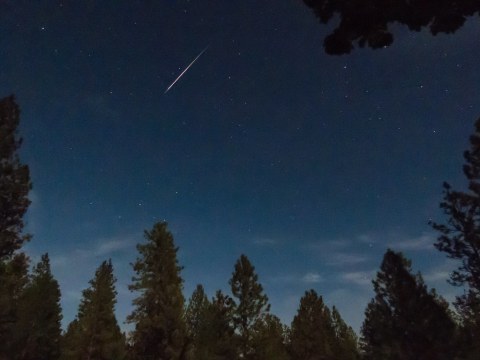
[302,272,323,283]
[252,237,277,246]
[341,271,375,286]
[357,234,375,244]
[326,253,369,266]
[94,236,136,256]
[423,270,450,282]
[388,233,435,251]
[307,238,351,251]
[50,255,69,268]
[422,259,456,283]
[269,272,323,284]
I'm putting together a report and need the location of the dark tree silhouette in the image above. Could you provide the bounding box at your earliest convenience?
[61,260,125,360]
[303,0,480,54]
[15,254,62,360]
[0,95,31,359]
[0,252,29,359]
[361,249,457,360]
[251,313,289,360]
[229,254,270,360]
[288,289,337,360]
[0,95,31,259]
[187,289,237,360]
[127,222,189,360]
[185,284,211,359]
[330,306,360,360]
[431,118,480,359]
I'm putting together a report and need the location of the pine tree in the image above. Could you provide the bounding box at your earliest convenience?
[229,254,270,360]
[61,260,126,360]
[330,306,360,360]
[361,249,457,360]
[185,284,210,359]
[186,284,210,344]
[251,313,289,360]
[14,253,62,360]
[431,118,480,357]
[0,253,29,359]
[127,221,189,360]
[0,95,31,360]
[188,290,237,360]
[0,95,31,258]
[288,289,336,360]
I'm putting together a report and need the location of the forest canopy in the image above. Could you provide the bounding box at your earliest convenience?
[303,0,480,54]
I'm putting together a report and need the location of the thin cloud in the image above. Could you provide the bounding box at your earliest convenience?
[389,233,435,251]
[423,270,450,282]
[326,252,369,266]
[422,259,456,283]
[94,236,137,256]
[341,271,375,286]
[269,272,323,284]
[253,237,277,246]
[307,238,352,250]
[357,233,375,244]
[302,272,323,283]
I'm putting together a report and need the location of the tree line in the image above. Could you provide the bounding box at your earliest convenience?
[1,94,479,359]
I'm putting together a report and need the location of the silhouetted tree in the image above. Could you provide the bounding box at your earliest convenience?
[431,118,480,358]
[186,284,210,350]
[288,289,336,360]
[14,253,62,360]
[61,260,126,360]
[361,249,457,360]
[251,313,289,360]
[229,254,270,359]
[127,221,190,360]
[0,253,29,360]
[303,0,480,54]
[0,95,32,360]
[187,290,237,360]
[330,306,360,360]
[0,95,31,258]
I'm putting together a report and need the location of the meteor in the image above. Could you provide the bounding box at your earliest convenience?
[164,46,209,94]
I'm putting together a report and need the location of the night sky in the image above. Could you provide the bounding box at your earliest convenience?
[1,1,480,333]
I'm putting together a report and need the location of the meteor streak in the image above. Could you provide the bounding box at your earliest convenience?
[164,46,209,94]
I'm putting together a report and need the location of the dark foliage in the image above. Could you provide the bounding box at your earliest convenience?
[0,253,29,359]
[15,254,62,360]
[229,254,270,359]
[127,222,189,360]
[431,118,480,358]
[61,260,125,360]
[187,288,237,360]
[361,249,457,360]
[288,289,336,360]
[251,313,289,360]
[303,0,480,54]
[0,95,31,258]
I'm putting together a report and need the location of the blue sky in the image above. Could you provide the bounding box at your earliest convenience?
[1,1,479,333]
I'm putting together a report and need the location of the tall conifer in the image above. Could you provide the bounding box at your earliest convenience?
[61,260,125,360]
[15,254,62,360]
[127,221,189,360]
[185,284,210,359]
[361,249,457,360]
[431,118,480,357]
[251,313,289,360]
[187,289,237,360]
[288,289,336,360]
[0,253,29,359]
[0,95,31,258]
[0,96,31,359]
[330,306,360,360]
[229,254,270,360]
